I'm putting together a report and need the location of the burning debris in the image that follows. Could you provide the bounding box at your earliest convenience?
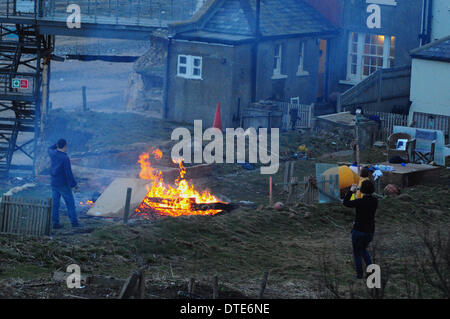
[134,149,228,218]
[79,200,95,207]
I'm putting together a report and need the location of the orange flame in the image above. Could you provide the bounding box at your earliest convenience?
[135,149,222,217]
[80,200,94,207]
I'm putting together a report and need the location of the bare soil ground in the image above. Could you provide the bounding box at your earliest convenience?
[1,111,449,299]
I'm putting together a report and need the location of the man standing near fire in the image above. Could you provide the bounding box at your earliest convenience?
[48,139,81,229]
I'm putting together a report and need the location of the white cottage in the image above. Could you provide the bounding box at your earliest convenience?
[408,36,450,135]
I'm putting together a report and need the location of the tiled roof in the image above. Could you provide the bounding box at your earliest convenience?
[249,0,336,37]
[204,0,254,35]
[410,36,450,62]
[173,0,336,41]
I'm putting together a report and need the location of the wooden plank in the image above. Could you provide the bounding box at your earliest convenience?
[45,198,52,236]
[258,271,269,299]
[269,177,272,206]
[30,201,37,236]
[138,270,145,299]
[188,278,195,295]
[119,272,140,299]
[212,276,219,299]
[0,196,52,237]
[283,162,290,192]
[0,196,5,232]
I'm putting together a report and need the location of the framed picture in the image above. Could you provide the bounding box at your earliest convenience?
[396,139,408,151]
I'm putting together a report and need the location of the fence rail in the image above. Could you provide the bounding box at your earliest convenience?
[365,111,408,142]
[338,65,411,113]
[241,101,314,130]
[413,112,449,137]
[0,195,52,236]
[0,0,205,26]
[270,101,314,130]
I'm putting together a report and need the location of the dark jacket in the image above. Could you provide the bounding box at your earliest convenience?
[48,144,77,188]
[343,191,377,233]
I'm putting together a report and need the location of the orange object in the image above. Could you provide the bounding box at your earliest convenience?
[273,202,284,211]
[213,102,222,130]
[322,166,360,190]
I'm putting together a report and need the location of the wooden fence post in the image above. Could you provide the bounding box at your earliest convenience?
[269,177,273,206]
[283,162,290,192]
[188,277,195,295]
[82,86,87,111]
[258,271,269,299]
[212,276,219,299]
[123,188,132,224]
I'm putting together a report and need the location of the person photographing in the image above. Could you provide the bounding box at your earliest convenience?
[343,180,377,279]
[48,139,81,229]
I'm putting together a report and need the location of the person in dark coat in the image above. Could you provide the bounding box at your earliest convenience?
[343,179,378,279]
[289,106,299,130]
[48,139,80,229]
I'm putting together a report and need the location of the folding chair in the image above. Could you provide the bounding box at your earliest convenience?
[410,129,437,164]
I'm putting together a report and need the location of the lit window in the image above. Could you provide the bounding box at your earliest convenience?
[346,32,396,82]
[177,55,202,79]
[390,36,395,67]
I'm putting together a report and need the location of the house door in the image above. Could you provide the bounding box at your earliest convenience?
[317,39,328,102]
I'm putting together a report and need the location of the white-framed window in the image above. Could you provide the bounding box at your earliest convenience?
[272,44,288,79]
[273,44,282,75]
[297,41,309,76]
[177,55,203,79]
[346,32,395,82]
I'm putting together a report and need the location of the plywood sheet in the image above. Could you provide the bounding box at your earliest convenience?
[87,178,150,218]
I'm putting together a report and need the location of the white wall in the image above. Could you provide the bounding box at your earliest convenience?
[431,0,450,41]
[408,58,450,123]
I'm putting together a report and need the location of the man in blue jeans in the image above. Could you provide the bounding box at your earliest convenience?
[343,180,378,279]
[48,139,81,229]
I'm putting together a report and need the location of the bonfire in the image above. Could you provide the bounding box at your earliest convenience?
[134,149,223,218]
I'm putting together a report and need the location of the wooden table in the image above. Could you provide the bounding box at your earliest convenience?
[337,162,440,188]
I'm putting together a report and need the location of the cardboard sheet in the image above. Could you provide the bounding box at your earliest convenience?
[87,178,150,218]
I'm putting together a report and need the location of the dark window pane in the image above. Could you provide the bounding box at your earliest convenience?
[363,66,369,75]
[377,46,383,55]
